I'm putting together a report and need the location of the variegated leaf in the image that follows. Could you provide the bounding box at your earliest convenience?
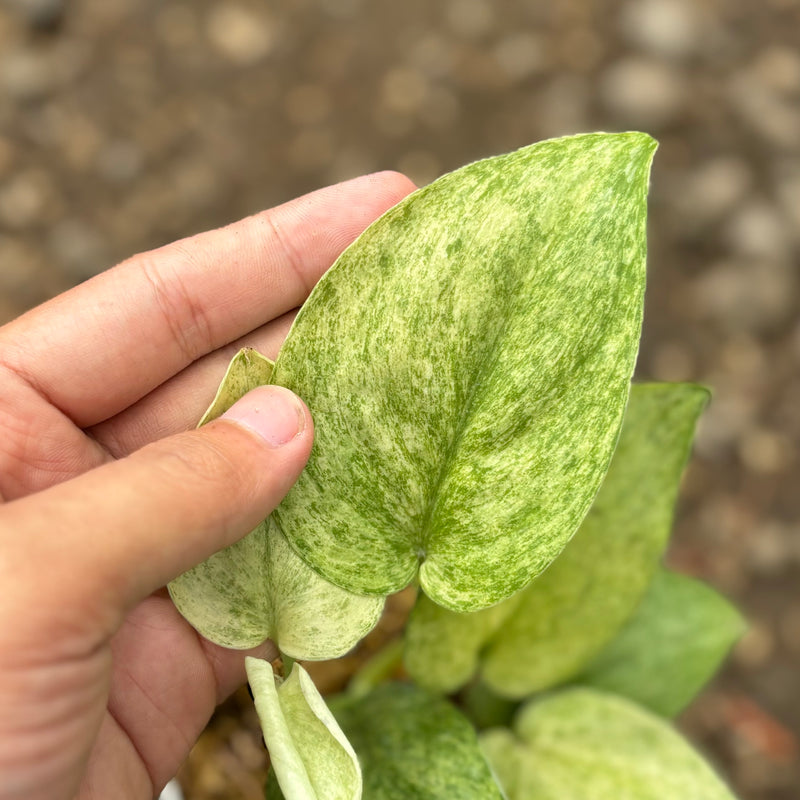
[247,658,361,800]
[578,568,745,716]
[169,349,384,659]
[272,132,656,611]
[481,383,708,696]
[480,689,737,799]
[404,383,707,694]
[326,683,504,799]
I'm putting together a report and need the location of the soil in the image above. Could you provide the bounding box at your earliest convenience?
[1,1,798,798]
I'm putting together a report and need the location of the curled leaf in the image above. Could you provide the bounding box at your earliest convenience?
[247,658,361,800]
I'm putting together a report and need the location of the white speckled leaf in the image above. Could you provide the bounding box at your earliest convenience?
[403,589,524,694]
[272,132,656,611]
[246,658,361,800]
[169,349,384,658]
[579,569,745,717]
[479,689,737,800]
[481,382,708,696]
[326,684,504,799]
[403,383,707,694]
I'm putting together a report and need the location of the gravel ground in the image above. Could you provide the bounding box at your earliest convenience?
[1,1,799,798]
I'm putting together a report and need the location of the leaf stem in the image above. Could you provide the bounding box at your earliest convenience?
[347,638,405,700]
[280,652,295,679]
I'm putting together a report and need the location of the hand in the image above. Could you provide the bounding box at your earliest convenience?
[0,172,415,800]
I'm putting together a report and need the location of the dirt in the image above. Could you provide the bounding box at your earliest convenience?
[1,1,798,798]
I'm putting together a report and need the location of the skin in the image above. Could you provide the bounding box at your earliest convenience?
[0,171,416,800]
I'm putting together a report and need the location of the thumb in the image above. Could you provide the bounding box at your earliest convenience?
[2,386,313,635]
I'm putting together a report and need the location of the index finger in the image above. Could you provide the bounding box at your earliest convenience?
[0,172,415,428]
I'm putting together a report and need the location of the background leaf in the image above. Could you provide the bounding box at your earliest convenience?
[480,688,738,800]
[578,569,745,716]
[327,683,503,799]
[272,132,655,611]
[404,383,707,695]
[480,382,708,697]
[169,349,384,658]
[247,658,361,800]
[403,590,523,693]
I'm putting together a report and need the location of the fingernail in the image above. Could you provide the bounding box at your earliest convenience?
[221,386,306,447]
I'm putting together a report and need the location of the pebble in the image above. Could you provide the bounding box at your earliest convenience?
[205,4,276,65]
[735,623,775,669]
[493,32,546,81]
[4,0,66,31]
[728,68,800,151]
[96,140,144,183]
[600,57,686,127]
[774,159,800,238]
[537,75,590,137]
[693,259,797,333]
[745,522,794,572]
[722,200,792,261]
[619,0,700,59]
[47,218,108,281]
[283,84,332,127]
[444,0,494,40]
[673,157,753,230]
[380,67,430,116]
[780,604,800,656]
[1,48,55,101]
[0,169,59,228]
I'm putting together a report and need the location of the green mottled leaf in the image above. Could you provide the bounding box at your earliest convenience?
[272,132,656,611]
[328,683,504,799]
[199,347,276,425]
[481,383,708,697]
[404,383,707,695]
[169,349,384,658]
[247,658,361,800]
[579,569,745,716]
[404,590,523,693]
[479,689,737,800]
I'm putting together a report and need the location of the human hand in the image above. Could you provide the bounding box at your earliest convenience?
[0,172,415,800]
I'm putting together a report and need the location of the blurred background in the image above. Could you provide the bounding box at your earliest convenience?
[0,0,798,797]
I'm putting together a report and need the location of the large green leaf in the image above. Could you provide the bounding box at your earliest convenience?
[247,658,361,800]
[479,688,737,800]
[326,683,504,799]
[405,383,707,694]
[578,569,745,716]
[169,349,384,658]
[272,132,656,611]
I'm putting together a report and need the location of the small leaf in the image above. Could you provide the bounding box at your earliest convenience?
[404,383,707,695]
[481,382,708,697]
[578,569,745,716]
[247,658,361,800]
[199,347,275,425]
[404,591,523,693]
[479,688,738,799]
[273,132,656,610]
[329,683,504,799]
[169,349,384,659]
